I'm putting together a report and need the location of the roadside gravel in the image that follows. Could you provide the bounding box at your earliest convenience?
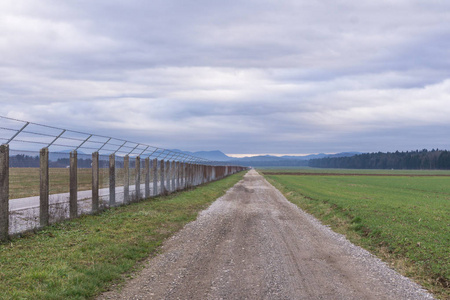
[98,169,434,299]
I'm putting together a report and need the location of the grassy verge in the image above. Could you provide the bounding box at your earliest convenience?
[0,172,245,299]
[262,172,449,299]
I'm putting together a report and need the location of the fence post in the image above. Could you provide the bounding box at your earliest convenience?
[192,163,196,186]
[183,162,187,189]
[160,159,165,195]
[189,163,193,187]
[39,147,49,227]
[172,161,176,191]
[180,162,184,189]
[166,161,170,193]
[145,157,150,198]
[203,165,206,184]
[195,164,199,186]
[169,161,173,192]
[167,161,172,193]
[69,150,78,218]
[165,161,170,193]
[135,156,140,201]
[173,161,177,190]
[176,161,181,190]
[124,155,129,204]
[202,165,204,184]
[170,160,175,192]
[188,163,193,188]
[209,166,211,182]
[152,158,158,196]
[109,154,115,206]
[196,164,199,185]
[92,152,99,213]
[0,144,9,241]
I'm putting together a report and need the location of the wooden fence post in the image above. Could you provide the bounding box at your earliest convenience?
[39,147,49,227]
[69,150,78,218]
[0,144,9,241]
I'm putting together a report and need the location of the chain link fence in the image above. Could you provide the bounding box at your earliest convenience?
[0,116,247,240]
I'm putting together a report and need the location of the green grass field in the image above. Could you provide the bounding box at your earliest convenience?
[0,171,246,299]
[262,166,450,175]
[9,168,148,199]
[262,170,450,298]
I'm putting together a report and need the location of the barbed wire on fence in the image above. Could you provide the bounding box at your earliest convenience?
[0,115,228,165]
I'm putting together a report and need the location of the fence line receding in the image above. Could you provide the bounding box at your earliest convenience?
[0,116,247,239]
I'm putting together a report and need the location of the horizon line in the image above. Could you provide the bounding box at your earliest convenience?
[226,153,336,158]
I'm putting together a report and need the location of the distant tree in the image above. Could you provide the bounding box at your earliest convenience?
[308,149,449,170]
[9,154,39,167]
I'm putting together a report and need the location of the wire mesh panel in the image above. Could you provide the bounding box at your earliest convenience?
[128,157,137,202]
[140,158,146,198]
[48,151,71,224]
[8,149,41,234]
[114,155,125,206]
[0,115,247,239]
[137,157,146,200]
[9,150,40,199]
[77,152,93,216]
[98,154,110,210]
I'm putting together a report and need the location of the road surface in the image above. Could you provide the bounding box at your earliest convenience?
[98,170,433,299]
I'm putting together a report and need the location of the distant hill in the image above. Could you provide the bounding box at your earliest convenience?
[167,149,363,166]
[193,150,231,161]
[168,149,231,161]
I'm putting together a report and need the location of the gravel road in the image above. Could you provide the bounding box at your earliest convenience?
[98,169,434,299]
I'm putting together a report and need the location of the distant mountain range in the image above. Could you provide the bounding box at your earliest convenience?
[43,148,361,167]
[169,150,361,166]
[169,149,231,161]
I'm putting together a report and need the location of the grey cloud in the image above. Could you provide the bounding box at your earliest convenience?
[1,0,450,154]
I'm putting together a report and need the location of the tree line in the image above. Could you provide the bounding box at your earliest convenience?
[9,154,96,168]
[9,154,146,168]
[308,149,450,169]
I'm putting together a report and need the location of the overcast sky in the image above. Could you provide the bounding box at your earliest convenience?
[1,0,450,155]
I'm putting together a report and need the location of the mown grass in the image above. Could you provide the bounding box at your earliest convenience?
[0,171,245,299]
[262,167,450,175]
[263,171,450,299]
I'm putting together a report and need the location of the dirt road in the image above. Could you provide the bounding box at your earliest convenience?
[99,170,433,299]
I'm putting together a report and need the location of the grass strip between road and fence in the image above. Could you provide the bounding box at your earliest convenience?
[263,170,449,299]
[0,171,246,300]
